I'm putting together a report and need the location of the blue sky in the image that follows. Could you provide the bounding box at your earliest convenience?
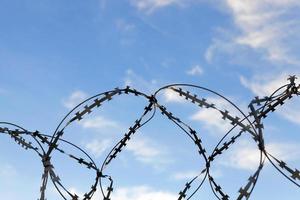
[1,0,300,199]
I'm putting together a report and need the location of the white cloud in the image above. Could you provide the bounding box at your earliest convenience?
[219,140,260,171]
[0,164,17,178]
[112,186,177,200]
[186,65,204,76]
[204,36,239,63]
[67,185,177,200]
[277,100,300,124]
[115,19,135,32]
[206,0,300,130]
[78,113,170,168]
[67,187,100,200]
[124,69,158,93]
[161,58,176,68]
[191,108,232,134]
[62,90,88,109]
[162,88,186,103]
[127,138,160,158]
[205,0,300,68]
[172,168,222,180]
[78,115,170,167]
[224,0,300,65]
[130,0,183,13]
[85,139,111,158]
[267,142,300,161]
[80,116,119,129]
[190,97,242,135]
[126,136,171,169]
[240,74,300,125]
[172,170,199,180]
[240,74,290,96]
[219,140,300,171]
[69,187,84,198]
[115,19,136,46]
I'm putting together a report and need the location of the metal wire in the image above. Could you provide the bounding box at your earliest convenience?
[1,76,300,200]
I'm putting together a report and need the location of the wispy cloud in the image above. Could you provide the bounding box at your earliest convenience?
[190,97,242,135]
[77,108,170,168]
[172,170,199,180]
[207,1,300,131]
[126,135,172,169]
[171,168,222,180]
[130,0,184,13]
[78,114,171,169]
[162,88,186,103]
[218,140,260,171]
[205,0,300,81]
[80,116,119,130]
[218,140,300,171]
[204,35,240,64]
[115,19,136,46]
[277,101,300,125]
[68,185,177,200]
[240,74,300,125]
[240,74,290,96]
[124,69,158,93]
[186,65,204,76]
[62,90,88,109]
[191,108,231,135]
[112,185,177,200]
[115,19,135,32]
[224,0,300,65]
[0,164,17,178]
[84,139,111,158]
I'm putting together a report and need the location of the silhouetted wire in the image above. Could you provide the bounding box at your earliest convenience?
[1,76,300,199]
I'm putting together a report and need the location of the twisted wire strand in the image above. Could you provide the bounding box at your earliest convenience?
[1,76,300,199]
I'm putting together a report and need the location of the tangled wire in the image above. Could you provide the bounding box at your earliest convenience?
[1,75,300,200]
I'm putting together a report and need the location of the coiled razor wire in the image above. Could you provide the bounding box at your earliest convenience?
[1,75,300,199]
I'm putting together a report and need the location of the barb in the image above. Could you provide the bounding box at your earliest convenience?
[1,77,300,199]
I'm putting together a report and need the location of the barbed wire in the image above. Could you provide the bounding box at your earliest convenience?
[1,75,300,199]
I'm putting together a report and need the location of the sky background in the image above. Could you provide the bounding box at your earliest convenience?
[1,0,300,199]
